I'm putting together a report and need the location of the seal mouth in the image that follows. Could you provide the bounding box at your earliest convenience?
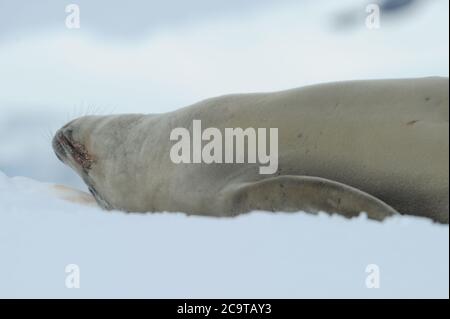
[52,130,94,171]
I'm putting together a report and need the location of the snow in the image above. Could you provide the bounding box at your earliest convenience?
[0,171,448,298]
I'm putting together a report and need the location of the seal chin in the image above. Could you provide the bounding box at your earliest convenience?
[87,184,114,210]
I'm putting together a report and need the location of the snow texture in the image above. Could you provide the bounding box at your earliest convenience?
[0,171,448,298]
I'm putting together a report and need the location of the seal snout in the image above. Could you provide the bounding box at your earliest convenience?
[52,130,68,162]
[52,128,94,171]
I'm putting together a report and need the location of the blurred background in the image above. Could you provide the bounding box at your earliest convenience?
[0,0,448,189]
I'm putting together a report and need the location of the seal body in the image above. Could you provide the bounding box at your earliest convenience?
[53,77,449,223]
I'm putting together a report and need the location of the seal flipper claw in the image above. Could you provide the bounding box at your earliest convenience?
[224,176,398,221]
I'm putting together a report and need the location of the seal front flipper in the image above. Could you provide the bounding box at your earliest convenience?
[223,176,398,221]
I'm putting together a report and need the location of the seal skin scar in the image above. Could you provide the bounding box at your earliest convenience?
[71,140,94,171]
[406,120,419,126]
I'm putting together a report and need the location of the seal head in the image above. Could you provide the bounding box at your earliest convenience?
[52,117,111,209]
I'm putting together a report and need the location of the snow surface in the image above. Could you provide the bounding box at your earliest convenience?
[0,171,448,298]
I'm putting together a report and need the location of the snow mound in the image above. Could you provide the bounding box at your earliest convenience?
[0,171,448,298]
